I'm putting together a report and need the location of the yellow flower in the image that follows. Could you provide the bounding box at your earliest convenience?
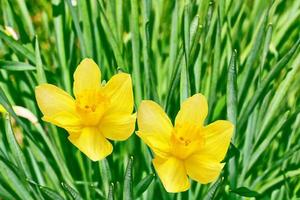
[136,94,233,193]
[35,59,136,161]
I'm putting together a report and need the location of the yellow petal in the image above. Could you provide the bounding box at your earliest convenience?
[68,127,113,161]
[73,58,101,98]
[103,73,133,114]
[153,156,190,193]
[175,93,208,126]
[35,84,81,129]
[185,154,224,184]
[43,112,81,132]
[137,100,173,157]
[100,113,136,141]
[201,120,234,161]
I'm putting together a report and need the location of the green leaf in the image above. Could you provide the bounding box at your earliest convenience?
[65,0,87,57]
[0,159,33,200]
[35,36,47,84]
[130,0,142,104]
[99,158,112,196]
[0,182,17,200]
[238,10,268,101]
[227,49,238,130]
[123,156,133,200]
[108,183,114,200]
[40,186,65,200]
[230,187,260,197]
[134,173,155,197]
[0,60,35,71]
[239,37,300,128]
[0,29,35,63]
[4,115,31,178]
[61,182,83,200]
[203,177,223,200]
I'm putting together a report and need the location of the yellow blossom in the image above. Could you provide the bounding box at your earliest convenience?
[136,94,233,193]
[35,58,136,161]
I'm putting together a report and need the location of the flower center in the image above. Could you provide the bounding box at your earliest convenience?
[170,123,203,160]
[75,90,110,126]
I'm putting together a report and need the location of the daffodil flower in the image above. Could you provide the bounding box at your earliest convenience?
[137,94,233,193]
[35,59,136,161]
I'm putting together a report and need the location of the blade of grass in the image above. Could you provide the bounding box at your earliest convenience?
[61,182,83,200]
[0,29,35,63]
[238,37,300,128]
[130,0,142,104]
[0,159,34,200]
[134,173,155,197]
[0,60,35,71]
[65,0,87,57]
[35,36,47,84]
[123,156,133,200]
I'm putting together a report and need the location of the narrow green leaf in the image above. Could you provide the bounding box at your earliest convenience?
[230,187,260,197]
[4,115,31,178]
[180,58,189,103]
[27,149,45,185]
[248,111,290,172]
[209,14,221,112]
[226,50,238,189]
[0,183,16,200]
[14,0,35,38]
[65,0,87,57]
[123,156,133,200]
[99,158,112,196]
[98,0,125,69]
[35,36,47,84]
[134,173,155,197]
[227,50,238,133]
[0,160,33,200]
[0,60,35,71]
[130,0,142,104]
[61,182,83,200]
[258,169,300,194]
[78,0,93,57]
[40,186,65,200]
[260,54,300,135]
[238,10,268,100]
[52,0,71,92]
[258,24,273,85]
[0,87,31,135]
[108,183,114,200]
[0,30,35,63]
[203,177,223,200]
[239,37,300,128]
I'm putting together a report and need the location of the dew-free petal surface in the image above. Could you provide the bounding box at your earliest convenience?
[153,156,190,193]
[175,94,208,126]
[68,127,113,161]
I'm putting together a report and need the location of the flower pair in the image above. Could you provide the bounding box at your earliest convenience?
[35,58,233,192]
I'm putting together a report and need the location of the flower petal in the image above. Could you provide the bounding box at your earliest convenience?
[175,93,208,126]
[201,120,234,161]
[73,58,101,98]
[35,84,81,129]
[68,127,113,161]
[103,73,134,114]
[100,113,136,141]
[153,156,190,193]
[43,112,81,132]
[185,154,224,184]
[137,100,173,157]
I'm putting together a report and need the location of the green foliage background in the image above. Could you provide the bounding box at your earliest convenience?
[0,0,300,199]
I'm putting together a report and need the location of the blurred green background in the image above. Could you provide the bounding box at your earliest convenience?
[0,0,300,199]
